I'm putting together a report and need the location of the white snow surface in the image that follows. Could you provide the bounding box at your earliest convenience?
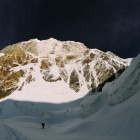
[0,53,5,57]
[0,50,140,140]
[29,38,87,57]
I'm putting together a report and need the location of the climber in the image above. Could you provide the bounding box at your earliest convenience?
[41,123,45,129]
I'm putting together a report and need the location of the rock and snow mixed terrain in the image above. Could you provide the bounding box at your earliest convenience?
[0,38,129,98]
[0,38,139,140]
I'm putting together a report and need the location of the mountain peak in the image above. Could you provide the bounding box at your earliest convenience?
[0,38,129,99]
[32,38,88,58]
[7,38,87,57]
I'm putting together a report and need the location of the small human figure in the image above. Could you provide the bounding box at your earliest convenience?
[41,123,45,129]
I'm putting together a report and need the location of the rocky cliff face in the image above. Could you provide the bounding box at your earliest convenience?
[0,38,129,98]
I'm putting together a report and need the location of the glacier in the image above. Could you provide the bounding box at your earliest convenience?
[0,39,139,140]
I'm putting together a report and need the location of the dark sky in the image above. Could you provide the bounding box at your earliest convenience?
[0,0,140,58]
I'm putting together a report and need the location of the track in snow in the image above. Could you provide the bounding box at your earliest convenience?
[0,122,28,140]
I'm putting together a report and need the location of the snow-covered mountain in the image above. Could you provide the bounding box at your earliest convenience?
[0,38,129,99]
[0,42,139,139]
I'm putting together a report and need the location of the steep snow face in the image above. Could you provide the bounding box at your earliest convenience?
[0,38,129,99]
[107,53,140,105]
[80,53,140,118]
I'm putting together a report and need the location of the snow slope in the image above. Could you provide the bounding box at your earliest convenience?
[0,51,139,140]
